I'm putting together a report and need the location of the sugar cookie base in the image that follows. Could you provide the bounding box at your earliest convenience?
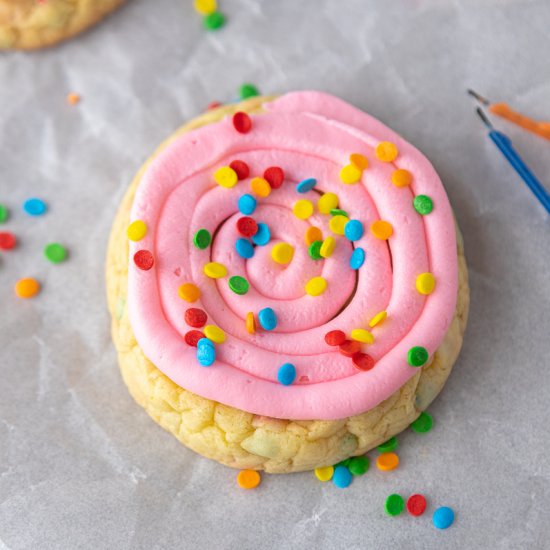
[0,0,125,50]
[106,96,470,474]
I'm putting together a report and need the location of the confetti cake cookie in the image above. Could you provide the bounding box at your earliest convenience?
[0,0,125,50]
[106,92,469,474]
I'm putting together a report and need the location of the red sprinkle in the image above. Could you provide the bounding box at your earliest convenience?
[207,101,221,110]
[0,231,17,250]
[229,160,250,180]
[339,340,361,357]
[184,330,205,347]
[263,166,285,189]
[351,352,375,371]
[324,330,346,346]
[134,250,154,270]
[406,494,427,516]
[233,111,252,134]
[184,308,208,328]
[236,216,258,237]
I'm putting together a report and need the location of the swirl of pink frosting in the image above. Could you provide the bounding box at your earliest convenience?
[127,91,458,420]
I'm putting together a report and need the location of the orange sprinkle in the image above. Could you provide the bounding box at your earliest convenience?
[375,141,398,162]
[305,226,322,246]
[370,220,393,240]
[66,93,81,105]
[350,153,369,170]
[178,283,201,303]
[376,452,399,471]
[250,177,271,198]
[391,169,412,187]
[237,469,261,489]
[14,277,40,299]
[246,312,255,334]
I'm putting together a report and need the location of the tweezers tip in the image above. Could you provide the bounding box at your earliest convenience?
[468,89,490,105]
[476,107,493,129]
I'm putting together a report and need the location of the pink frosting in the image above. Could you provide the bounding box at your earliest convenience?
[127,91,458,420]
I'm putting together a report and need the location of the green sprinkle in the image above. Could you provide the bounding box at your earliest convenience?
[348,456,369,476]
[377,436,398,453]
[193,229,211,250]
[203,11,225,30]
[408,346,428,367]
[385,494,405,516]
[330,208,349,217]
[411,411,433,433]
[334,458,351,468]
[239,83,260,100]
[308,240,323,260]
[413,195,434,215]
[44,243,67,264]
[0,204,8,223]
[228,275,249,295]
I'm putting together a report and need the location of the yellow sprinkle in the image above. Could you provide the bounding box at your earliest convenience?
[204,324,226,343]
[293,199,314,219]
[203,262,227,278]
[350,153,369,170]
[339,164,362,185]
[271,242,294,265]
[305,276,327,296]
[317,192,339,214]
[375,141,399,162]
[369,310,387,328]
[193,0,217,15]
[314,466,334,482]
[320,237,336,258]
[370,220,393,240]
[351,328,374,344]
[416,272,436,295]
[127,220,147,241]
[250,177,271,197]
[214,166,238,188]
[178,283,201,303]
[329,214,349,235]
[246,312,255,334]
[305,226,323,246]
[391,168,412,187]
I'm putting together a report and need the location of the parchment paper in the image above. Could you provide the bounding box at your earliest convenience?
[1,0,550,548]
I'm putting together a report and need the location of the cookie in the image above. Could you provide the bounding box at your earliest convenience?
[106,93,469,473]
[0,0,126,50]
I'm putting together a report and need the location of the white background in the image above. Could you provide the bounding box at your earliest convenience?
[1,0,550,548]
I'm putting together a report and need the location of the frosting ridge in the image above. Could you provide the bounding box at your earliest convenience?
[127,91,458,420]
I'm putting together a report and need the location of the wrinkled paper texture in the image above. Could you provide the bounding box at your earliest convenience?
[1,0,550,548]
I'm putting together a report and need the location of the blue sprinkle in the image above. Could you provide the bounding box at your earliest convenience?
[235,238,254,259]
[332,466,353,488]
[238,194,257,215]
[197,338,216,366]
[350,248,365,270]
[277,363,296,385]
[344,219,364,241]
[433,507,455,529]
[23,198,47,216]
[258,307,277,330]
[251,222,270,246]
[296,178,317,193]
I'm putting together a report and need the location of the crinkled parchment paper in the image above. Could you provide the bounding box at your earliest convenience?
[1,0,549,548]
